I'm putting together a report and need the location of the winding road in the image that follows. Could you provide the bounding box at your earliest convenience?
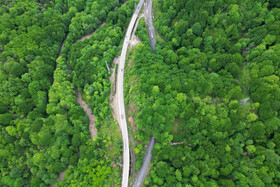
[117,0,145,186]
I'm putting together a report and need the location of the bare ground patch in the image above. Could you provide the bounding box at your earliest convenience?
[76,23,106,43]
[173,121,179,134]
[75,88,97,140]
[128,101,138,133]
[50,170,66,187]
[128,14,143,51]
[110,55,121,126]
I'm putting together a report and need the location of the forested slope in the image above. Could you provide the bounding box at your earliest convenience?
[0,0,137,186]
[125,0,280,186]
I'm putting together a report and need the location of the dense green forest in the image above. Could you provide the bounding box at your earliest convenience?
[124,0,280,186]
[1,0,280,186]
[0,0,138,186]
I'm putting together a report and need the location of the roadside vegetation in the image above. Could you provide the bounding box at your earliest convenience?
[0,0,139,186]
[125,0,280,186]
[1,0,280,186]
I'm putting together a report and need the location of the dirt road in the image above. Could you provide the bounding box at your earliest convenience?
[50,23,102,187]
[75,88,97,140]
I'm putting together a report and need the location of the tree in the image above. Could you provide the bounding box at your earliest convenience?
[175,20,188,35]
[225,63,241,78]
[0,113,13,125]
[191,22,202,36]
[72,133,81,147]
[259,64,275,77]
[219,179,235,187]
[265,117,280,135]
[246,113,258,122]
[176,93,187,103]
[6,126,17,136]
[183,166,191,177]
[152,86,160,96]
[33,153,45,167]
[268,0,280,8]
[204,36,214,52]
[246,145,256,154]
[0,149,10,161]
[230,43,242,54]
[156,161,170,178]
[227,86,242,100]
[3,61,26,77]
[249,121,266,142]
[264,34,276,45]
[228,4,240,23]
[175,169,182,181]
[9,168,21,179]
[259,102,276,120]
[193,37,203,48]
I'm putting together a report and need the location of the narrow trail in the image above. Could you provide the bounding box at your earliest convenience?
[69,30,101,141]
[58,33,68,57]
[51,1,136,186]
[110,56,121,125]
[75,88,97,140]
[76,22,106,43]
[50,22,104,187]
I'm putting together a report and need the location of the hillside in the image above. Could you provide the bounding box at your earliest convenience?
[1,0,280,186]
[125,0,280,186]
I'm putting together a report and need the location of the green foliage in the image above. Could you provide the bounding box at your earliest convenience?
[124,0,280,186]
[0,0,127,186]
[191,22,203,36]
[193,37,203,48]
[1,0,280,186]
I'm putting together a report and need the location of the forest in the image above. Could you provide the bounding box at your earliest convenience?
[124,0,280,186]
[0,0,138,186]
[1,0,280,186]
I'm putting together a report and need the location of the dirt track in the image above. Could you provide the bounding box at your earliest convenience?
[50,24,101,187]
[75,88,97,140]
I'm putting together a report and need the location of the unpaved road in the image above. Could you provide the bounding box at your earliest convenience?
[50,24,101,187]
[75,88,97,140]
[117,0,145,186]
[76,23,106,43]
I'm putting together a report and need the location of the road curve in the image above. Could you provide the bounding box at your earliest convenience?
[133,136,155,187]
[117,0,145,186]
